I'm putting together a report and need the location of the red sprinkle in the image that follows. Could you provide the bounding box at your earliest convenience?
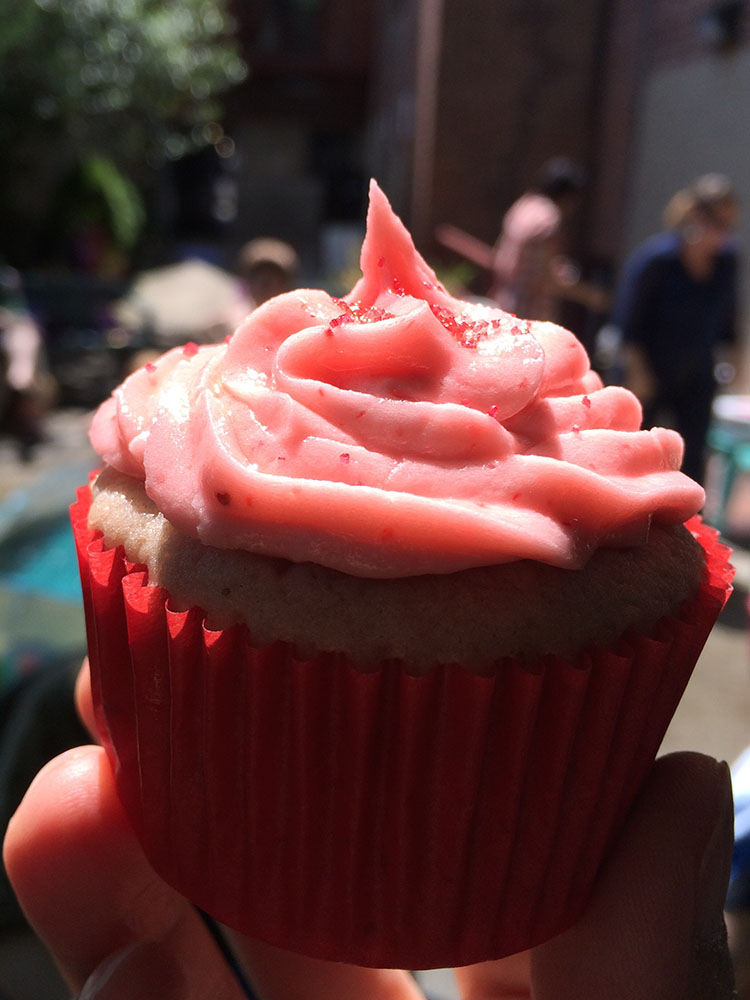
[430,303,491,349]
[145,362,156,373]
[340,453,350,464]
[182,342,199,357]
[356,410,366,418]
[582,395,592,409]
[487,404,499,418]
[377,256,385,268]
[325,326,334,337]
[224,334,233,345]
[332,299,394,324]
[572,424,581,434]
[216,492,231,506]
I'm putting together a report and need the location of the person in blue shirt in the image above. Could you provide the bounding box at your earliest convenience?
[613,174,740,485]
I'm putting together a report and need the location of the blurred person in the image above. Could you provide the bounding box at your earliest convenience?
[236,237,299,309]
[112,240,300,376]
[613,173,740,485]
[0,264,52,461]
[436,157,610,323]
[119,258,249,349]
[201,236,300,338]
[217,237,299,338]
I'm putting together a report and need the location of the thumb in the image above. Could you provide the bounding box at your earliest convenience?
[531,752,735,1000]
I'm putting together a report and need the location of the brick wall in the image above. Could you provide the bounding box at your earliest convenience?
[586,0,651,262]
[419,0,605,263]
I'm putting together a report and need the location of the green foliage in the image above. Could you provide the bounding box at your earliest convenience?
[0,0,247,165]
[0,0,247,264]
[47,155,146,251]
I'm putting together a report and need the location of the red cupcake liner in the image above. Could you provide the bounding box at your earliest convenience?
[71,486,733,969]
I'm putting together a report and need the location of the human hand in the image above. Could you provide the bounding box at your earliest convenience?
[3,664,737,999]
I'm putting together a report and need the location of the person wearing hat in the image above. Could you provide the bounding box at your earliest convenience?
[236,238,299,310]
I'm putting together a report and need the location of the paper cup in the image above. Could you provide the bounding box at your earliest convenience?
[71,487,733,968]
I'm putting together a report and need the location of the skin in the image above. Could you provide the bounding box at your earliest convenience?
[2,662,738,1000]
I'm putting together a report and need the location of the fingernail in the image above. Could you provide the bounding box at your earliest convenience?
[78,940,185,1000]
[692,760,738,999]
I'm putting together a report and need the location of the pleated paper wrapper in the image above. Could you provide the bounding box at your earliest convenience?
[71,487,733,969]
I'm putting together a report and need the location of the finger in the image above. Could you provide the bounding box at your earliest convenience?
[531,752,735,1000]
[3,746,243,999]
[224,930,426,1000]
[454,949,531,998]
[75,657,98,740]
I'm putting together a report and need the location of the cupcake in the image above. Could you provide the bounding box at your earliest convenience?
[71,181,732,970]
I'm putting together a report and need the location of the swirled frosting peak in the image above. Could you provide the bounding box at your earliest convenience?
[90,180,704,577]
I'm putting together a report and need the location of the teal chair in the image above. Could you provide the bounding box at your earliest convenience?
[706,423,750,536]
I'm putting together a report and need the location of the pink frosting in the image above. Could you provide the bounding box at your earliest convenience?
[90,181,704,577]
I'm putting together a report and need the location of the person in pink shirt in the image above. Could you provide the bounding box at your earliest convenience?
[437,157,609,323]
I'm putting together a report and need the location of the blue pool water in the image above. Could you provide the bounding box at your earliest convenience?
[0,512,82,604]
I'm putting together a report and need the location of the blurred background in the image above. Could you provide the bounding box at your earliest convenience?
[1,0,749,380]
[1,1,750,997]
[2,0,748,324]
